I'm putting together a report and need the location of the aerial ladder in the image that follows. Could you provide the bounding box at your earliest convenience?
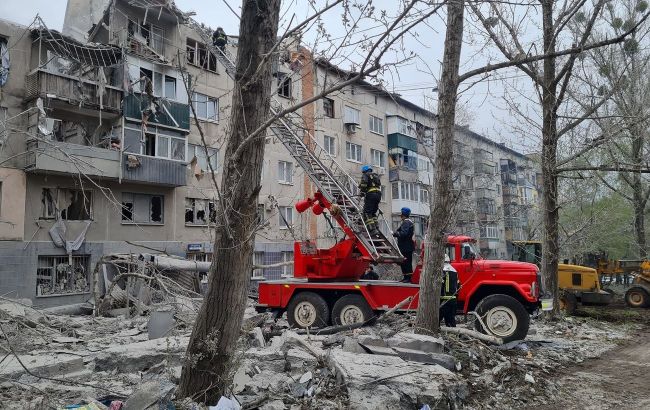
[187,23,404,274]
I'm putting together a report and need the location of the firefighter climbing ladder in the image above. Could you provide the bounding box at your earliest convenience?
[187,23,403,263]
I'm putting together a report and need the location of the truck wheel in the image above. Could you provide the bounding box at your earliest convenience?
[625,287,649,308]
[474,294,530,342]
[286,292,330,328]
[331,294,375,326]
[559,291,578,315]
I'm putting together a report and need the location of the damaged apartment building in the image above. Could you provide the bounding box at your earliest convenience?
[0,0,541,307]
[0,0,302,306]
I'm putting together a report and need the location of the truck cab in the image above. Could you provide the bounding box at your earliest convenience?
[410,236,547,340]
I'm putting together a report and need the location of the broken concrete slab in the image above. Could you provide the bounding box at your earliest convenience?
[0,353,85,378]
[357,335,389,348]
[286,347,318,374]
[250,327,266,348]
[245,348,286,374]
[123,379,175,410]
[94,336,188,372]
[147,309,175,340]
[260,399,286,410]
[342,337,367,354]
[329,349,456,410]
[391,348,457,371]
[386,333,444,354]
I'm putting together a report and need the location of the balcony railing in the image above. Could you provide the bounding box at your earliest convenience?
[123,93,190,130]
[25,139,120,179]
[25,69,122,112]
[122,154,187,187]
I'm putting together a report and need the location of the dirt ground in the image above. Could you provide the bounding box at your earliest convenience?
[532,308,650,410]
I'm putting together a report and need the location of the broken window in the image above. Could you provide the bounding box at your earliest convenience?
[36,254,90,296]
[41,188,92,220]
[189,143,218,171]
[185,198,217,225]
[277,74,292,98]
[122,193,164,224]
[124,124,186,161]
[186,39,217,72]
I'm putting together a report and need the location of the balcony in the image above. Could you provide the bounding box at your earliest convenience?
[387,133,417,151]
[122,154,187,187]
[25,69,122,113]
[25,139,120,179]
[123,93,190,131]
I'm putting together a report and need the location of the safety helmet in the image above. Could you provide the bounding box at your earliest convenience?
[400,207,411,217]
[361,165,372,173]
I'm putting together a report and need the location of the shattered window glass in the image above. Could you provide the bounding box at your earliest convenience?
[41,188,92,220]
[124,128,142,154]
[122,193,164,224]
[185,198,217,226]
[171,138,186,161]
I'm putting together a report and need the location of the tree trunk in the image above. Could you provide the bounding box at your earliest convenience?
[540,0,560,315]
[178,0,281,404]
[415,0,464,334]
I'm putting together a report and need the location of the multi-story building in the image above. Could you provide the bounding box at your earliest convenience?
[0,1,541,306]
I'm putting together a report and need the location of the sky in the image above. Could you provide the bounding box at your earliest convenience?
[0,0,535,153]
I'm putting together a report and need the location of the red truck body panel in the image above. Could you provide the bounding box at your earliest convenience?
[257,235,541,313]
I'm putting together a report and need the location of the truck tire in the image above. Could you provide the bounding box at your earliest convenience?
[559,291,578,315]
[331,294,375,326]
[625,286,649,308]
[286,292,330,329]
[474,294,530,342]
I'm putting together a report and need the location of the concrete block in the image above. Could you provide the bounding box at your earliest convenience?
[387,333,444,354]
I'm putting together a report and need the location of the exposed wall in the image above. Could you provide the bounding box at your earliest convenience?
[0,168,26,240]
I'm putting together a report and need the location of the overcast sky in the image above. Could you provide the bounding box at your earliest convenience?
[0,0,534,153]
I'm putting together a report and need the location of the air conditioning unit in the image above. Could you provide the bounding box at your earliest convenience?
[345,123,357,133]
[375,167,386,175]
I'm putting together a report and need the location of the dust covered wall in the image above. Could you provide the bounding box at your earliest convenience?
[0,168,26,240]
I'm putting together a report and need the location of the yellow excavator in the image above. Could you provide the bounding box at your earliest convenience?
[581,251,650,308]
[511,241,613,314]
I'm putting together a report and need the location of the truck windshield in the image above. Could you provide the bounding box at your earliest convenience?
[460,242,480,260]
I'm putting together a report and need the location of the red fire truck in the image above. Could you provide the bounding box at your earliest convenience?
[256,196,549,342]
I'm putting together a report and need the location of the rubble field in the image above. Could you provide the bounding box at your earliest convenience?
[0,295,648,410]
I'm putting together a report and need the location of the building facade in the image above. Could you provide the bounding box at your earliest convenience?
[0,1,541,306]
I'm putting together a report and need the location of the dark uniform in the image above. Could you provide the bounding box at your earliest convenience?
[440,269,459,327]
[358,171,382,234]
[212,27,227,52]
[393,218,415,281]
[360,266,379,280]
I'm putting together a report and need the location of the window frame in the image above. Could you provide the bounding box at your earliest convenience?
[121,192,165,225]
[36,254,91,297]
[369,115,384,135]
[278,160,294,184]
[370,148,385,169]
[191,92,219,122]
[186,38,217,72]
[344,106,361,125]
[185,197,217,226]
[345,141,362,163]
[277,73,292,99]
[323,98,335,118]
[278,206,293,229]
[189,143,218,172]
[324,135,336,156]
[124,124,187,162]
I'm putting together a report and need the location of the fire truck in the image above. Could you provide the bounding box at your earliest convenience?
[206,40,549,342]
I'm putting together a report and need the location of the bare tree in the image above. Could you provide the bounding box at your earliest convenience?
[415,0,465,334]
[467,0,650,314]
[177,0,282,402]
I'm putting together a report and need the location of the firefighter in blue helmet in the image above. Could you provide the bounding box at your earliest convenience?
[358,165,382,235]
[393,207,415,282]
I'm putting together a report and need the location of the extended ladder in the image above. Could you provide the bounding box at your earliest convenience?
[187,23,403,263]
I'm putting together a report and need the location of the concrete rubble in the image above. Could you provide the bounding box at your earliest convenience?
[0,294,647,409]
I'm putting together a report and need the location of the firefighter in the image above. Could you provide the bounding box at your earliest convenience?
[358,165,382,235]
[212,27,227,52]
[440,262,459,327]
[393,207,415,283]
